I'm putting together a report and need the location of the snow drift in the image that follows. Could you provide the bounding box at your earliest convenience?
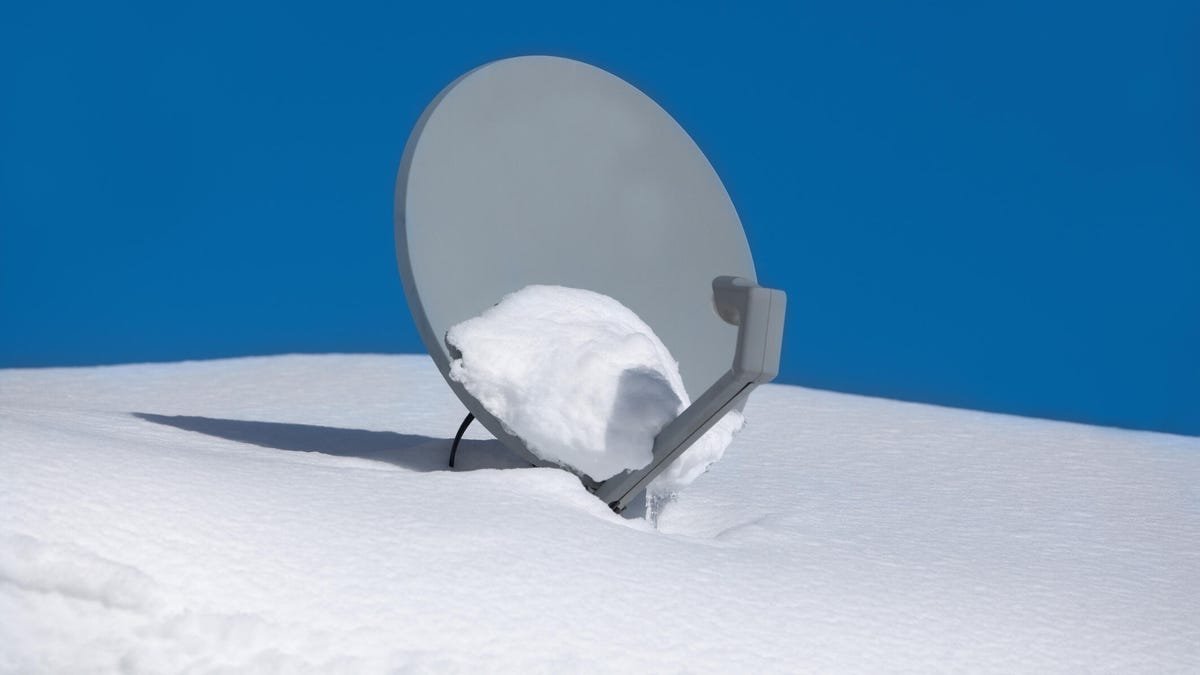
[1,354,1197,672]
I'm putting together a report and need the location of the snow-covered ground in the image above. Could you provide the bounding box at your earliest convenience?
[1,354,1197,672]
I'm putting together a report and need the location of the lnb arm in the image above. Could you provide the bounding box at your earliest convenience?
[593,276,786,512]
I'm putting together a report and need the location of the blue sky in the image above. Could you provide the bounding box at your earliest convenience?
[2,1,1197,436]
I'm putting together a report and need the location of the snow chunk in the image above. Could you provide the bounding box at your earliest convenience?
[0,532,158,611]
[446,285,742,490]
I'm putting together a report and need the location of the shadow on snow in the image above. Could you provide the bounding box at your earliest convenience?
[132,413,530,472]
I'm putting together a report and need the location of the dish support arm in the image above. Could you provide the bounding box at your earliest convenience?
[592,276,786,512]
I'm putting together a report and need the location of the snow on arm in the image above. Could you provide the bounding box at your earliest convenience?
[445,284,741,492]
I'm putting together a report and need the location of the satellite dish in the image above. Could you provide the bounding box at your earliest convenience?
[395,56,785,511]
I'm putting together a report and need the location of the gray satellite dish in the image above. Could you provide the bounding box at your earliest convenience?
[395,56,785,511]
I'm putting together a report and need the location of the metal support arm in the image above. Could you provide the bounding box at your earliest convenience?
[593,276,786,512]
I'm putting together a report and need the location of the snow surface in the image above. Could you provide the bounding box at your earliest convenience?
[1,354,1198,672]
[446,284,742,492]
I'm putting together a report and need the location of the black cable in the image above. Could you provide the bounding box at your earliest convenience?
[449,412,475,468]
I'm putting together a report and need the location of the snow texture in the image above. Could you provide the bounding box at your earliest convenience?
[1,354,1198,672]
[446,284,743,493]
